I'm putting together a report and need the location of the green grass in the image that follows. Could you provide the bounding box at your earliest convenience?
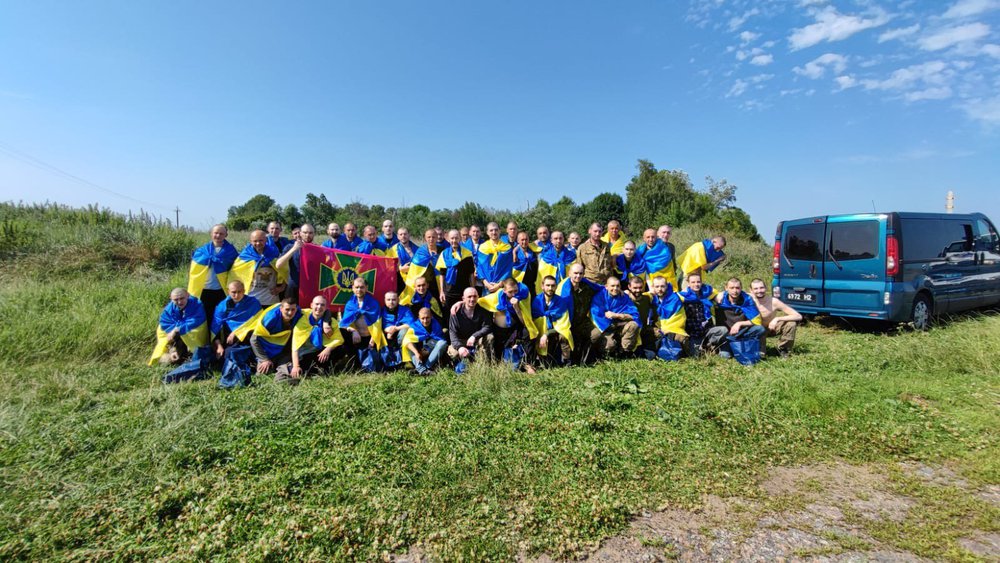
[0,206,996,561]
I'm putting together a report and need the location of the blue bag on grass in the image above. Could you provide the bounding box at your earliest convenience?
[502,346,524,370]
[358,347,383,373]
[380,345,403,370]
[162,346,213,384]
[656,337,684,362]
[218,344,254,389]
[727,336,761,366]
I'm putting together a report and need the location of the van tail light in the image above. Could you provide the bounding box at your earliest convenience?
[886,235,899,277]
[772,241,781,275]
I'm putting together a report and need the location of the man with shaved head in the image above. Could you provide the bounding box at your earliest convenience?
[448,287,495,368]
[322,223,341,248]
[149,287,209,366]
[277,223,316,301]
[379,219,399,247]
[574,222,613,284]
[233,229,285,307]
[436,228,475,323]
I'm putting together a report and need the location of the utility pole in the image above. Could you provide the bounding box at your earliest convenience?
[946,191,955,214]
[174,206,181,228]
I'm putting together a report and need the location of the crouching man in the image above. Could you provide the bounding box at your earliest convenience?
[705,277,765,358]
[149,288,209,366]
[448,287,495,370]
[403,307,448,375]
[749,278,802,358]
[588,276,640,359]
[248,297,301,380]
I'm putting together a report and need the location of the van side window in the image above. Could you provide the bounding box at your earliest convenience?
[828,221,878,261]
[785,224,824,261]
[901,219,974,260]
[975,219,1000,253]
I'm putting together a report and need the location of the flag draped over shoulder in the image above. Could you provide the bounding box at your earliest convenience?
[381,305,415,332]
[615,253,647,282]
[678,239,726,274]
[292,309,345,352]
[531,293,574,354]
[460,237,484,256]
[511,243,540,284]
[298,243,398,312]
[478,282,538,339]
[589,288,640,333]
[600,233,626,256]
[355,239,388,256]
[435,246,474,287]
[475,240,514,286]
[229,243,287,291]
[387,241,419,268]
[717,291,763,326]
[537,246,576,295]
[400,318,446,362]
[187,241,238,298]
[235,304,301,359]
[148,297,209,365]
[652,287,687,337]
[339,293,387,349]
[641,240,677,286]
[678,283,720,320]
[400,246,438,305]
[408,290,443,318]
[210,295,262,339]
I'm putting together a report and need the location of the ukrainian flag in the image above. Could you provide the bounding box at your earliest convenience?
[293,309,345,353]
[652,288,688,337]
[615,253,647,283]
[678,284,721,321]
[387,241,419,268]
[210,295,262,339]
[355,239,388,256]
[400,246,438,305]
[641,241,678,288]
[148,297,210,365]
[600,233,627,256]
[589,289,640,333]
[187,241,239,299]
[531,292,574,355]
[478,282,538,339]
[400,318,446,363]
[339,293,387,349]
[511,243,540,284]
[232,303,301,359]
[436,246,474,288]
[678,239,726,275]
[474,239,514,288]
[228,243,288,292]
[537,246,576,295]
[408,289,443,319]
[717,291,763,326]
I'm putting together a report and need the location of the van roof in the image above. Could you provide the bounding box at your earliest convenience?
[781,211,988,223]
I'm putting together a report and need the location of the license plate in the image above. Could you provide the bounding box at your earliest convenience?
[786,292,815,302]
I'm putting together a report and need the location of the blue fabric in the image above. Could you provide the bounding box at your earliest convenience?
[392,241,419,267]
[211,295,262,337]
[381,305,414,329]
[615,253,646,279]
[355,239,388,255]
[728,334,762,366]
[439,246,470,286]
[237,242,280,271]
[679,284,716,321]
[340,293,382,328]
[718,291,761,323]
[410,318,446,344]
[702,239,726,271]
[589,288,640,333]
[460,237,484,255]
[159,296,206,335]
[218,344,254,388]
[191,241,238,275]
[378,233,399,247]
[380,345,403,370]
[358,347,382,372]
[495,283,531,327]
[502,345,524,370]
[162,346,213,384]
[656,337,684,362]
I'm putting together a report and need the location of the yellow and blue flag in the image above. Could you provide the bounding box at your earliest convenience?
[388,241,420,268]
[717,291,762,326]
[678,239,726,275]
[233,303,301,360]
[187,241,239,299]
[474,239,514,286]
[355,239,388,256]
[511,243,540,284]
[339,293,387,349]
[400,318,446,362]
[400,246,438,305]
[436,245,474,287]
[678,283,720,321]
[600,233,627,256]
[531,292,574,354]
[538,246,576,294]
[148,296,210,365]
[615,253,647,283]
[478,282,538,339]
[210,294,262,339]
[652,286,687,337]
[589,286,640,333]
[228,243,288,292]
[460,236,484,256]
[292,309,345,353]
[640,240,678,287]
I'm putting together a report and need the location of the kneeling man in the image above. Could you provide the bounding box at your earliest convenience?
[149,288,209,366]
[749,278,802,358]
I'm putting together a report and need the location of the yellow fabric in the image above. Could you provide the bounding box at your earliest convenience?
[601,233,626,256]
[677,242,709,275]
[148,323,209,366]
[533,308,574,356]
[228,258,288,292]
[186,261,228,300]
[478,291,539,339]
[292,309,345,352]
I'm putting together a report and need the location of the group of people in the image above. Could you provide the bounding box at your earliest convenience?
[150,218,802,384]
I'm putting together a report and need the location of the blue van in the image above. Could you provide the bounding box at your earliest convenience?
[772,212,1000,329]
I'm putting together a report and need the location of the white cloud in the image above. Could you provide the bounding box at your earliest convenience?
[789,6,892,51]
[728,8,760,32]
[835,75,858,89]
[981,44,1000,58]
[793,53,849,79]
[878,24,921,43]
[861,61,951,91]
[905,86,953,101]
[735,47,764,61]
[919,22,991,51]
[739,30,760,45]
[750,54,774,66]
[962,95,1000,123]
[943,0,1000,19]
[727,79,748,97]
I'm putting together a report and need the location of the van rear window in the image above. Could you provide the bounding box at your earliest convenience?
[784,224,824,261]
[828,221,878,261]
[901,219,973,260]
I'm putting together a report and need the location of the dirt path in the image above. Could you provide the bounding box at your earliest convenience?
[531,462,999,562]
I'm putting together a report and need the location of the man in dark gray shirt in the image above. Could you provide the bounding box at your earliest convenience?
[448,287,494,363]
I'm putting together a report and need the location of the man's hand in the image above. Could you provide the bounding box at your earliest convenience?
[768,318,782,332]
[323,324,333,336]
[539,334,548,350]
[167,328,180,343]
[451,301,463,315]
[257,360,273,374]
[458,346,470,358]
[270,284,284,295]
[318,348,332,363]
[385,325,398,336]
[440,291,447,304]
[351,331,361,344]
[226,332,238,345]
[509,297,519,307]
[604,311,615,320]
[466,335,476,348]
[214,343,224,359]
[290,366,302,378]
[729,322,749,336]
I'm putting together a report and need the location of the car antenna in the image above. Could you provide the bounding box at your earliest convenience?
[872,200,876,213]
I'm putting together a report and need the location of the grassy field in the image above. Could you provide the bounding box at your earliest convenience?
[0,204,997,561]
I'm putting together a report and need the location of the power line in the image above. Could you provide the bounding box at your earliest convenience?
[0,140,173,211]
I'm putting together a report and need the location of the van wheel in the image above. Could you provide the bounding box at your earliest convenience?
[911,294,932,330]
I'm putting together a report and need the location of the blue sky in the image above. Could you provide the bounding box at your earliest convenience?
[1,0,998,237]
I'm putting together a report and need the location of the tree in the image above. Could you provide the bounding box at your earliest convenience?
[706,176,738,210]
[282,204,304,227]
[583,193,626,230]
[301,193,339,227]
[625,160,715,229]
[456,202,490,229]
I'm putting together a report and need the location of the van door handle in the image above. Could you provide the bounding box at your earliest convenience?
[809,264,816,278]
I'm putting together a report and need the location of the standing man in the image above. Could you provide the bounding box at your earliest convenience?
[512,231,541,297]
[475,222,514,294]
[322,223,342,248]
[187,223,239,317]
[436,229,475,322]
[535,225,552,251]
[355,225,388,256]
[379,219,399,247]
[336,222,362,251]
[568,232,582,251]
[601,219,626,256]
[266,221,289,251]
[462,224,484,255]
[276,223,316,303]
[749,278,802,358]
[640,225,679,289]
[536,230,576,294]
[557,264,596,365]
[615,241,647,285]
[401,228,441,305]
[230,230,286,308]
[500,221,519,245]
[637,228,658,257]
[575,222,613,284]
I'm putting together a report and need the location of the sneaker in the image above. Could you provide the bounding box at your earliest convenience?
[778,349,791,359]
